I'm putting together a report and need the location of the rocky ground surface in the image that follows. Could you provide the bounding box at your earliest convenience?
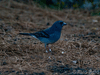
[0,1,100,75]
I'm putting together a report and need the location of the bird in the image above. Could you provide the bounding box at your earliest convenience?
[19,20,67,52]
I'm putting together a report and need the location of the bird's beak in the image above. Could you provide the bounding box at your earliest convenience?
[62,22,67,26]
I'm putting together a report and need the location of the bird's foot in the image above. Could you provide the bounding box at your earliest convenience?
[46,50,48,53]
[49,49,52,52]
[45,49,52,53]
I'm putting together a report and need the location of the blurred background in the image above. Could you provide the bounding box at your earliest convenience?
[14,0,100,9]
[14,0,100,15]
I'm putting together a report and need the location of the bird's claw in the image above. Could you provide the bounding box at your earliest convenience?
[46,50,48,53]
[49,49,51,52]
[46,49,52,53]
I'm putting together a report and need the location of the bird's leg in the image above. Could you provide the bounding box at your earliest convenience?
[49,47,52,52]
[45,44,48,53]
[45,44,52,53]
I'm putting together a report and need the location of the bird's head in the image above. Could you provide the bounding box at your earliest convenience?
[58,20,67,26]
[51,20,67,31]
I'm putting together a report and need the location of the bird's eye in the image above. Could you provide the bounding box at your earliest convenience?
[60,22,63,25]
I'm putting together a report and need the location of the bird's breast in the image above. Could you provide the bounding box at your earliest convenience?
[49,31,61,43]
[38,31,61,44]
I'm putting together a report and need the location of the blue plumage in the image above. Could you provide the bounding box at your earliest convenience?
[19,20,67,51]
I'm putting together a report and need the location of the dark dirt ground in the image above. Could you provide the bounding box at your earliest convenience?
[0,0,100,75]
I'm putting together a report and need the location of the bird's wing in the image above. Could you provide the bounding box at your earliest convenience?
[19,30,49,38]
[33,30,49,38]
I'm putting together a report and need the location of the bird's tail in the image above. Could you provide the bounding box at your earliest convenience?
[19,33,32,36]
[19,33,37,38]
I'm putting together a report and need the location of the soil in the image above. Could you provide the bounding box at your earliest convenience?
[0,0,100,75]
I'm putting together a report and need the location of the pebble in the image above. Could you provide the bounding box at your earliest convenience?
[73,60,77,64]
[61,51,64,54]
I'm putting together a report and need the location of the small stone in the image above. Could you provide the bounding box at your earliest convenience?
[73,60,77,64]
[62,51,64,54]
[48,56,51,59]
[46,50,48,53]
[92,20,98,22]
